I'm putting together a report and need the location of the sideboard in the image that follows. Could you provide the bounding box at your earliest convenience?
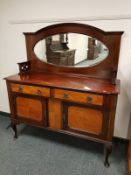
[5,23,123,167]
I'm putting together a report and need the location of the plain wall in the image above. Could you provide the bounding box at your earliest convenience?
[0,0,131,139]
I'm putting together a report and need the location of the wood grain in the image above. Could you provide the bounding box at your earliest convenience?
[16,97,43,122]
[48,99,62,129]
[54,89,103,105]
[5,73,120,94]
[68,106,103,135]
[11,83,50,97]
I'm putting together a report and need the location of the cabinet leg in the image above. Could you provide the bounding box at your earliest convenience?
[6,122,11,129]
[11,123,18,139]
[104,144,112,167]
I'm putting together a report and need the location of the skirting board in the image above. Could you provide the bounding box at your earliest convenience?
[128,141,131,175]
[0,111,10,118]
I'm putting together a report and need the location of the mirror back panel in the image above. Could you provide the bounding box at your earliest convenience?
[24,23,123,81]
[34,33,109,68]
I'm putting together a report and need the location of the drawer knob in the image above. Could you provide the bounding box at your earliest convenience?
[63,93,68,99]
[37,90,42,95]
[87,96,93,103]
[18,86,23,92]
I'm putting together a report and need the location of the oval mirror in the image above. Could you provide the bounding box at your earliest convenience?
[34,33,109,67]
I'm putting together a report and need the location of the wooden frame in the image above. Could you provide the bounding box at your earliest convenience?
[24,23,123,83]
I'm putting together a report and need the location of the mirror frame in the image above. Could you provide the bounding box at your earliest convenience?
[24,23,123,82]
[34,33,109,68]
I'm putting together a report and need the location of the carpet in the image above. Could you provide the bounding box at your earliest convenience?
[0,115,128,175]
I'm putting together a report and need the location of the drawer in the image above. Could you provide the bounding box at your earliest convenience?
[54,89,103,106]
[11,83,50,97]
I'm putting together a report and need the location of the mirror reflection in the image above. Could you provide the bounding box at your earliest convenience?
[34,33,109,67]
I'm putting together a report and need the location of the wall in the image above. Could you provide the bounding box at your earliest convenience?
[0,0,131,139]
[68,34,88,64]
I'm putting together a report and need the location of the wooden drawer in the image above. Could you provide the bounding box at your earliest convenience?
[54,89,103,106]
[11,83,50,97]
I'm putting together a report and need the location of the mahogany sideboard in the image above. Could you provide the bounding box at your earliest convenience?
[5,23,123,167]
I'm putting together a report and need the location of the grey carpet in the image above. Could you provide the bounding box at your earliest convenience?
[0,115,128,175]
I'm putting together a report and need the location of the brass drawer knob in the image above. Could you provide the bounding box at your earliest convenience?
[63,93,68,99]
[18,86,23,92]
[37,89,42,95]
[87,96,93,103]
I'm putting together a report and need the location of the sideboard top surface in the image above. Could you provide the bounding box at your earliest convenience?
[5,72,120,94]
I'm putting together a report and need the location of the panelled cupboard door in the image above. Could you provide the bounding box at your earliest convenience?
[63,103,108,138]
[15,96,46,124]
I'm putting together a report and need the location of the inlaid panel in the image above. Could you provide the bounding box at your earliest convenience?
[48,99,62,129]
[68,106,103,135]
[16,97,43,122]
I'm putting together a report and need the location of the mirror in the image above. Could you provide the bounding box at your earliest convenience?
[34,33,109,67]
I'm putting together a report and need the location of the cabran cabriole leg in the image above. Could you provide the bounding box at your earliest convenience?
[104,144,112,167]
[11,122,18,139]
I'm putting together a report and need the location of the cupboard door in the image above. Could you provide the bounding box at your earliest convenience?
[16,96,46,124]
[63,104,108,138]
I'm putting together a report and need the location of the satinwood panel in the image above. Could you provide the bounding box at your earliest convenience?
[48,99,62,129]
[68,106,103,135]
[16,97,43,122]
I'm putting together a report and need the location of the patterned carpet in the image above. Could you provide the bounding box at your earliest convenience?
[0,115,128,175]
